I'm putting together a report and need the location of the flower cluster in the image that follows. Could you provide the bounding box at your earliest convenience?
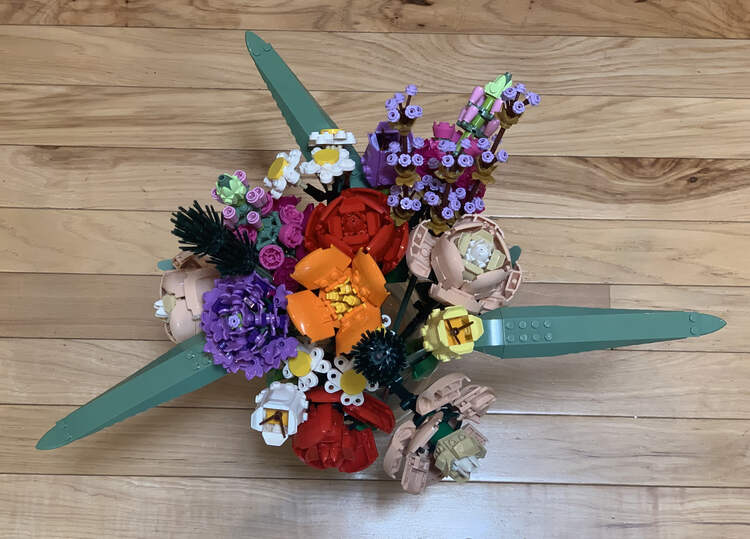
[201,272,297,380]
[164,71,539,493]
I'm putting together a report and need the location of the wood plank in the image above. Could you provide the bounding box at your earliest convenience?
[1,86,750,158]
[7,405,750,486]
[4,476,750,539]
[2,207,748,285]
[4,338,750,419]
[0,274,165,340]
[3,27,750,98]
[0,273,607,339]
[1,0,749,38]
[5,145,750,221]
[611,285,744,352]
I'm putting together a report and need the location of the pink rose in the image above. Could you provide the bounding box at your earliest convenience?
[259,244,284,270]
[279,204,304,227]
[279,224,304,248]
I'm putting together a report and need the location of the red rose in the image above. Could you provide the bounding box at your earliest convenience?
[303,188,408,273]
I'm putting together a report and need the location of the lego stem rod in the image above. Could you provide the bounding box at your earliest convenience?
[37,335,226,450]
[475,306,725,359]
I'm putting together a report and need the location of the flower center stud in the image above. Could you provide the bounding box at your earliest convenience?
[267,157,289,180]
[312,148,340,165]
[339,369,367,395]
[325,280,362,318]
[287,350,313,377]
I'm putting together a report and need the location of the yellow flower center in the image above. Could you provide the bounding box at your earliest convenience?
[325,280,362,318]
[288,350,313,377]
[313,148,340,165]
[267,157,289,180]
[340,369,367,395]
[320,128,341,135]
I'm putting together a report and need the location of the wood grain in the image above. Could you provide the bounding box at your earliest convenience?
[4,338,750,419]
[2,86,750,158]
[0,273,609,339]
[6,146,750,222]
[2,207,748,285]
[3,475,750,538]
[2,0,750,38]
[3,27,750,97]
[6,405,750,486]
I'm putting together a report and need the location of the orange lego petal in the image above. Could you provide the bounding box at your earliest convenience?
[335,303,383,355]
[291,246,352,290]
[286,289,337,342]
[351,250,389,307]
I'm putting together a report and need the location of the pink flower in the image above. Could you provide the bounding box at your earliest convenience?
[279,204,304,227]
[272,195,301,212]
[279,224,304,248]
[259,244,285,270]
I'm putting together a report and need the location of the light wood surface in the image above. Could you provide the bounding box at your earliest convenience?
[1,2,748,537]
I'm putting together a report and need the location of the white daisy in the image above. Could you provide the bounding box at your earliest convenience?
[282,344,331,391]
[308,129,357,147]
[325,356,378,406]
[299,147,355,185]
[263,149,302,199]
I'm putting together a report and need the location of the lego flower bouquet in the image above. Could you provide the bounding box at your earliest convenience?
[37,32,725,497]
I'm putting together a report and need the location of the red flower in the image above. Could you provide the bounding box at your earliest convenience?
[303,188,408,273]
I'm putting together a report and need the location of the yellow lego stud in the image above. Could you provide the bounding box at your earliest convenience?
[421,306,484,362]
[267,157,289,180]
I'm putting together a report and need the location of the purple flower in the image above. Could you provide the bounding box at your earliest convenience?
[386,109,400,122]
[512,101,526,115]
[394,92,405,104]
[386,153,399,166]
[201,273,296,380]
[405,105,422,119]
[411,199,422,211]
[398,154,412,167]
[411,153,424,166]
[514,83,526,94]
[438,140,456,153]
[387,194,400,207]
[460,138,472,149]
[405,84,418,96]
[496,149,509,163]
[503,87,517,101]
[449,198,461,211]
[441,155,455,168]
[427,157,440,170]
[473,197,485,211]
[385,97,398,110]
[414,179,426,192]
[424,192,440,206]
[387,141,401,154]
[400,198,413,210]
[481,150,495,164]
[457,154,474,168]
[441,207,455,220]
[527,92,541,106]
[477,138,490,150]
[412,136,425,149]
[455,187,467,199]
[464,201,476,214]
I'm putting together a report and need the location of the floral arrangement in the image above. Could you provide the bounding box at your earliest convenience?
[159,75,539,493]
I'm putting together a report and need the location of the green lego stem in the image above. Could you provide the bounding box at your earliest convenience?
[36,334,226,450]
[476,306,725,359]
[244,31,367,188]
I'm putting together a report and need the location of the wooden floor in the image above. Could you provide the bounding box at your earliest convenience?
[1,1,750,537]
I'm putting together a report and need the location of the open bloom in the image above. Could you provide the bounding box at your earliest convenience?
[299,147,355,184]
[304,188,408,274]
[286,245,389,355]
[283,343,331,391]
[264,149,302,199]
[325,355,378,406]
[308,129,356,147]
[201,273,298,379]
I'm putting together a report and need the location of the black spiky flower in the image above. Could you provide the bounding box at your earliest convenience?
[170,200,259,276]
[351,328,407,386]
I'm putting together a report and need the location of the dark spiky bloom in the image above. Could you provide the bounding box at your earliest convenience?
[171,201,259,276]
[351,328,407,386]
